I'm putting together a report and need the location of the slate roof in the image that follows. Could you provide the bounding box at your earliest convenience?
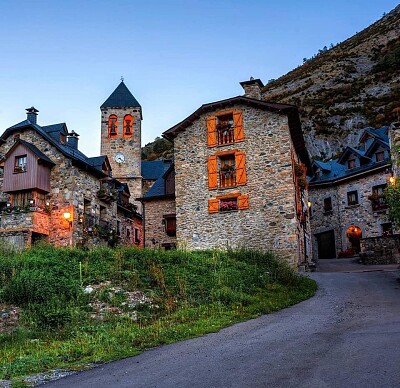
[141,161,174,200]
[101,81,141,108]
[141,160,172,180]
[10,139,55,166]
[310,126,390,186]
[1,119,108,178]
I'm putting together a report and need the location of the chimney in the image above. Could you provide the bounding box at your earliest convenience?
[239,77,264,100]
[26,106,39,124]
[67,130,79,149]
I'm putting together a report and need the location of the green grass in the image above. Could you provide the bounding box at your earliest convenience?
[0,244,317,383]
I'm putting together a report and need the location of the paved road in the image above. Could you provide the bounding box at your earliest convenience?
[45,264,400,388]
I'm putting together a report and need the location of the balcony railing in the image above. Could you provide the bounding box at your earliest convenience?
[219,170,236,188]
[217,125,234,145]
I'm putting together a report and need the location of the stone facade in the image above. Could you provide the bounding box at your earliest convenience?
[100,105,143,209]
[164,97,312,267]
[309,171,392,259]
[0,112,142,249]
[143,198,176,249]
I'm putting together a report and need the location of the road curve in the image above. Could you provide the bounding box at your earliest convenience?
[43,270,400,388]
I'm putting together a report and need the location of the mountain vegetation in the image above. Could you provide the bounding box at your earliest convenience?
[262,5,400,159]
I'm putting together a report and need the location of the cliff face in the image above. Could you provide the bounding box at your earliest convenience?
[262,5,400,159]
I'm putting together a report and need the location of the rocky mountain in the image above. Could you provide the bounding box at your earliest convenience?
[262,5,400,160]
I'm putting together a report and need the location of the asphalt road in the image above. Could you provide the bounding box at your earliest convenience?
[44,264,400,388]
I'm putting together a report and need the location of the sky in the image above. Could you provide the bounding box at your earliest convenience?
[0,0,398,157]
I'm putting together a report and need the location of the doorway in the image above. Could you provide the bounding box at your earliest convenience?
[346,225,362,253]
[316,230,336,259]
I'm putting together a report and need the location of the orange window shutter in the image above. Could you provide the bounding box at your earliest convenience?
[235,151,247,186]
[207,116,217,147]
[238,194,249,210]
[233,111,244,142]
[208,198,219,213]
[208,155,218,190]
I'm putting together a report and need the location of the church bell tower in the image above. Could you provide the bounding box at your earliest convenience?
[100,80,142,206]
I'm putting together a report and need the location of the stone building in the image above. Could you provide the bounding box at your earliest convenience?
[100,81,143,210]
[163,80,313,267]
[0,92,146,248]
[139,162,176,249]
[308,126,393,260]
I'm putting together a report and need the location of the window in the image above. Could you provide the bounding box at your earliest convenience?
[370,184,387,211]
[208,194,249,214]
[323,197,332,213]
[347,158,356,169]
[117,220,121,236]
[207,110,244,147]
[208,151,247,190]
[134,228,140,244]
[375,151,385,162]
[123,114,133,138]
[163,214,176,237]
[108,115,118,138]
[14,155,27,173]
[347,190,359,206]
[60,134,66,144]
[10,191,46,208]
[219,197,238,212]
[381,223,393,236]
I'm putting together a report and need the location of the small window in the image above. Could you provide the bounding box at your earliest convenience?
[14,155,27,173]
[216,113,234,145]
[123,114,133,138]
[219,197,238,212]
[208,151,247,190]
[117,220,121,236]
[347,158,356,169]
[134,228,140,244]
[347,191,359,206]
[381,223,393,236]
[108,115,118,138]
[207,110,244,147]
[370,184,387,211]
[163,214,176,237]
[60,134,66,144]
[375,151,385,162]
[323,197,332,213]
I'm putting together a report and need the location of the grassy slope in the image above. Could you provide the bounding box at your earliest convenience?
[0,245,317,383]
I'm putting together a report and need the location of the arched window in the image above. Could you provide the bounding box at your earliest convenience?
[123,114,133,138]
[108,115,118,138]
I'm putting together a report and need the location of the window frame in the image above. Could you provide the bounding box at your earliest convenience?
[14,155,27,173]
[108,114,118,138]
[347,190,359,206]
[163,214,176,237]
[123,114,133,138]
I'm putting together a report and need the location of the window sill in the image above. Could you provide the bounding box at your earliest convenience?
[219,209,238,213]
[13,171,27,174]
[345,204,360,209]
[323,210,333,215]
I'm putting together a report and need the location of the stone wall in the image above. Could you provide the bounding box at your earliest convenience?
[100,107,143,209]
[173,103,309,266]
[309,169,391,259]
[360,234,400,264]
[143,198,176,249]
[0,128,136,248]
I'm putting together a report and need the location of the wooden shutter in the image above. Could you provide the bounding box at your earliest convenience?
[207,116,217,147]
[238,194,249,210]
[208,198,219,213]
[233,111,244,142]
[235,151,247,186]
[208,155,218,190]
